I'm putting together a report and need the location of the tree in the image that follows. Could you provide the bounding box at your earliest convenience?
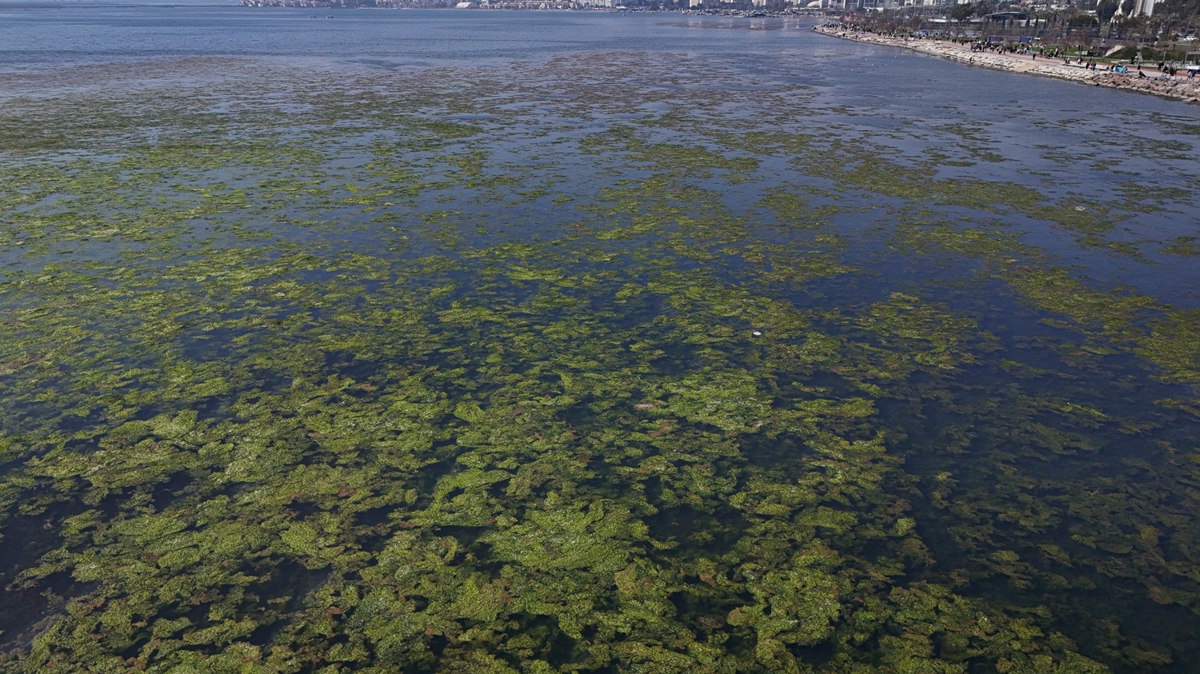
[948,3,974,22]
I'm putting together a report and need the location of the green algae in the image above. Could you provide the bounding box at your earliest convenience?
[1161,236,1200,257]
[0,55,1196,674]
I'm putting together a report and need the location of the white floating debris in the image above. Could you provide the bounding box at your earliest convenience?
[1074,206,1087,212]
[752,331,763,337]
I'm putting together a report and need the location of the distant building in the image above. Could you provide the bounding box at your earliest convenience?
[1113,0,1161,17]
[831,0,957,8]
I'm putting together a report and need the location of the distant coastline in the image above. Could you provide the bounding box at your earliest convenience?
[234,2,823,16]
[813,24,1200,104]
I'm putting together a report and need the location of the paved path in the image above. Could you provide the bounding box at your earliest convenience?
[814,26,1200,104]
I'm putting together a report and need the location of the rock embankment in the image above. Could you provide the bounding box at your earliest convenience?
[814,25,1200,104]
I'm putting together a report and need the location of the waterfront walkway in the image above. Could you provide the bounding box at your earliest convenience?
[814,25,1200,104]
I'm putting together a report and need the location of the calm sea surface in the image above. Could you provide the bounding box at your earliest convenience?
[1,7,1199,673]
[4,8,1196,295]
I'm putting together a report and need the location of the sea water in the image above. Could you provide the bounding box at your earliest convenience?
[0,8,1198,672]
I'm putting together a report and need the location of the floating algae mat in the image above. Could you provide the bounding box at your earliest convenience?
[0,52,1199,674]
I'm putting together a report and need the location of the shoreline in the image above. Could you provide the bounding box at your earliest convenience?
[813,24,1200,104]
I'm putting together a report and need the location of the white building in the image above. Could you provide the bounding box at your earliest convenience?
[1114,0,1161,17]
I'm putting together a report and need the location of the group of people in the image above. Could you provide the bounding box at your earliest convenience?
[1157,62,1188,77]
[969,41,1031,54]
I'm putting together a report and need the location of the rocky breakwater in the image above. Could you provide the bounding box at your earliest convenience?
[814,25,1200,104]
[1090,71,1200,102]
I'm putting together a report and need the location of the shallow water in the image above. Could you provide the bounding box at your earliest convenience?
[0,8,1198,673]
